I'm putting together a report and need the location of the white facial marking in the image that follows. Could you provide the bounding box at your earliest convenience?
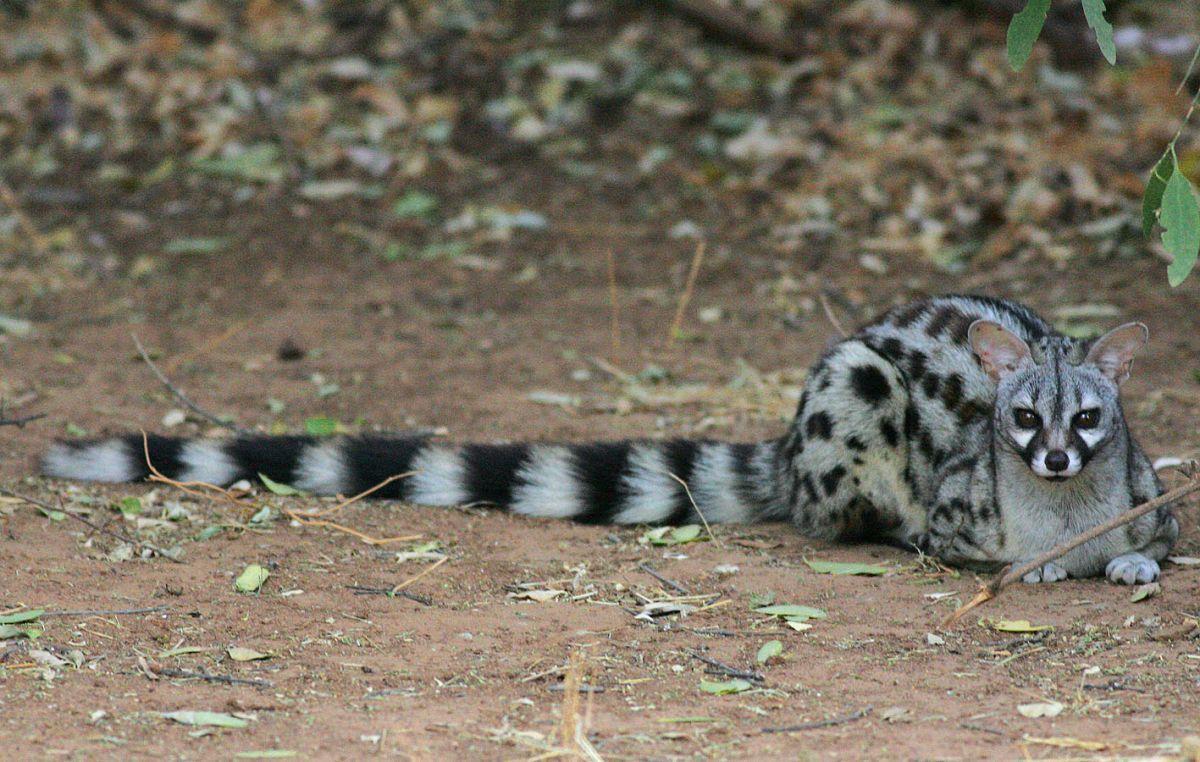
[1011,429,1035,449]
[511,446,581,518]
[1077,428,1105,448]
[408,447,469,505]
[1029,447,1082,478]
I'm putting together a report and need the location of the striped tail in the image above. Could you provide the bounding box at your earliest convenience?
[42,434,787,525]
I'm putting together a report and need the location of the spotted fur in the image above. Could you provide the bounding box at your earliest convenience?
[41,295,1178,583]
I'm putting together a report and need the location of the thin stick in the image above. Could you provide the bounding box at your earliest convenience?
[0,177,49,255]
[284,508,421,546]
[667,471,717,544]
[0,412,45,428]
[0,487,185,564]
[667,240,706,344]
[345,585,433,606]
[140,431,255,508]
[688,650,764,683]
[942,473,1200,627]
[662,0,803,58]
[293,472,414,519]
[390,555,447,594]
[638,562,690,595]
[817,291,849,338]
[606,249,621,358]
[762,707,871,734]
[153,667,271,688]
[132,334,245,434]
[42,606,168,618]
[162,319,250,373]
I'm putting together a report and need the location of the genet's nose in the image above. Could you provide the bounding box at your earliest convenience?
[1044,450,1070,472]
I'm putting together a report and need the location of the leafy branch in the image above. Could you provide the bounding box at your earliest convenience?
[1006,0,1200,285]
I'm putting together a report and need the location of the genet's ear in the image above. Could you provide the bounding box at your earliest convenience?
[1084,322,1148,385]
[968,320,1033,382]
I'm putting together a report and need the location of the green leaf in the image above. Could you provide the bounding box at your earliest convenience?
[163,237,227,255]
[699,678,753,695]
[1161,163,1200,287]
[640,524,705,546]
[235,564,270,593]
[0,609,43,625]
[392,191,438,219]
[160,711,249,729]
[159,646,209,658]
[986,618,1052,633]
[258,473,305,496]
[1006,0,1051,71]
[1143,150,1174,237]
[1080,0,1116,64]
[304,416,337,436]
[115,497,142,516]
[753,604,827,621]
[0,624,39,639]
[755,639,784,664]
[196,525,223,541]
[1130,582,1160,602]
[804,559,888,576]
[190,144,284,184]
[227,646,272,662]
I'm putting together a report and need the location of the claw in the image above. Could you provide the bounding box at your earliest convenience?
[1106,553,1159,585]
[1021,561,1068,584]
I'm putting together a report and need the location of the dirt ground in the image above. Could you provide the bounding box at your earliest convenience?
[3,2,1200,760]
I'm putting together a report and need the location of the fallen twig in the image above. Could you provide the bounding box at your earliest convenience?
[152,666,271,688]
[638,561,690,595]
[41,606,168,618]
[345,585,433,606]
[942,472,1200,627]
[661,0,803,58]
[762,706,871,734]
[132,333,247,434]
[140,431,255,509]
[667,471,718,545]
[0,487,184,564]
[0,412,46,428]
[688,650,764,683]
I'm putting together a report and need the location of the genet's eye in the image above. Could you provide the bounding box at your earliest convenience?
[1073,408,1100,430]
[1013,408,1041,429]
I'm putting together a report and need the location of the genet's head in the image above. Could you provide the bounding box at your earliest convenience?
[968,320,1147,482]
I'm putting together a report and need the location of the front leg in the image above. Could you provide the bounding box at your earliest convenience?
[1020,561,1068,584]
[918,461,999,566]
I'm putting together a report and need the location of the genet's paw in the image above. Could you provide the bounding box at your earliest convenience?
[1021,562,1068,584]
[1105,553,1159,585]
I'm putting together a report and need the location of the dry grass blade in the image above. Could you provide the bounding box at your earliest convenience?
[818,291,849,338]
[292,471,414,518]
[390,555,447,594]
[667,471,718,545]
[942,470,1200,627]
[667,239,706,345]
[606,248,621,359]
[140,431,255,508]
[284,507,423,546]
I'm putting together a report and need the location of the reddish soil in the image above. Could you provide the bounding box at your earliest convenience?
[2,169,1199,760]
